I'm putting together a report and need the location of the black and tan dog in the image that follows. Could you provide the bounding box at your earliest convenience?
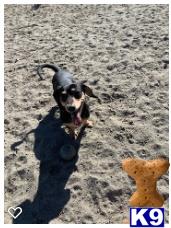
[37,64,99,138]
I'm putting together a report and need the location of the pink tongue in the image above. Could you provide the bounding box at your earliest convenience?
[73,112,82,126]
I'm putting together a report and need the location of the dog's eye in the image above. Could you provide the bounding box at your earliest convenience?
[74,91,82,99]
[61,93,68,102]
[71,87,75,91]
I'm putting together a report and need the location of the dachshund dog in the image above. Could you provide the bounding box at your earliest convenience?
[37,64,100,138]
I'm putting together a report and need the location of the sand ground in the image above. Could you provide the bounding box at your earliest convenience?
[4,4,169,224]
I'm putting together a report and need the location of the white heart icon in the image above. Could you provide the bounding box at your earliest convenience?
[8,207,22,219]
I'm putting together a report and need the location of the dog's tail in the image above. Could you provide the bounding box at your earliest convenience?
[37,64,60,80]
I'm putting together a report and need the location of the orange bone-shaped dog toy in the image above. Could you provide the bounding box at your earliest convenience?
[122,158,169,207]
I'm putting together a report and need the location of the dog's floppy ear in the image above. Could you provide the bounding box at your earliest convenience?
[53,87,63,107]
[81,83,101,103]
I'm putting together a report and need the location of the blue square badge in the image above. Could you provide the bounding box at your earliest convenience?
[130,208,164,227]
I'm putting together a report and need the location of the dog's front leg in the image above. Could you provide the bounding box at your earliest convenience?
[65,123,77,139]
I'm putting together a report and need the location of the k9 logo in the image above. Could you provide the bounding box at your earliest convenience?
[130,208,164,227]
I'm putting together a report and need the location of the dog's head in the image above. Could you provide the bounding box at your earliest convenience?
[53,82,99,113]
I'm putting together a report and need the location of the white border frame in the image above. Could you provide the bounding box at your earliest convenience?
[1,1,170,227]
[2,0,171,4]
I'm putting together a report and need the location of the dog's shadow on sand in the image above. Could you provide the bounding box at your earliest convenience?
[11,106,85,224]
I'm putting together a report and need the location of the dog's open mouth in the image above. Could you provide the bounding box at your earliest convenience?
[71,112,82,126]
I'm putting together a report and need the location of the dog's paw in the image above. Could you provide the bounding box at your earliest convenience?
[70,130,80,140]
[85,120,93,128]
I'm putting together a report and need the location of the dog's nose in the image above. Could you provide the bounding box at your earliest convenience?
[67,106,76,113]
